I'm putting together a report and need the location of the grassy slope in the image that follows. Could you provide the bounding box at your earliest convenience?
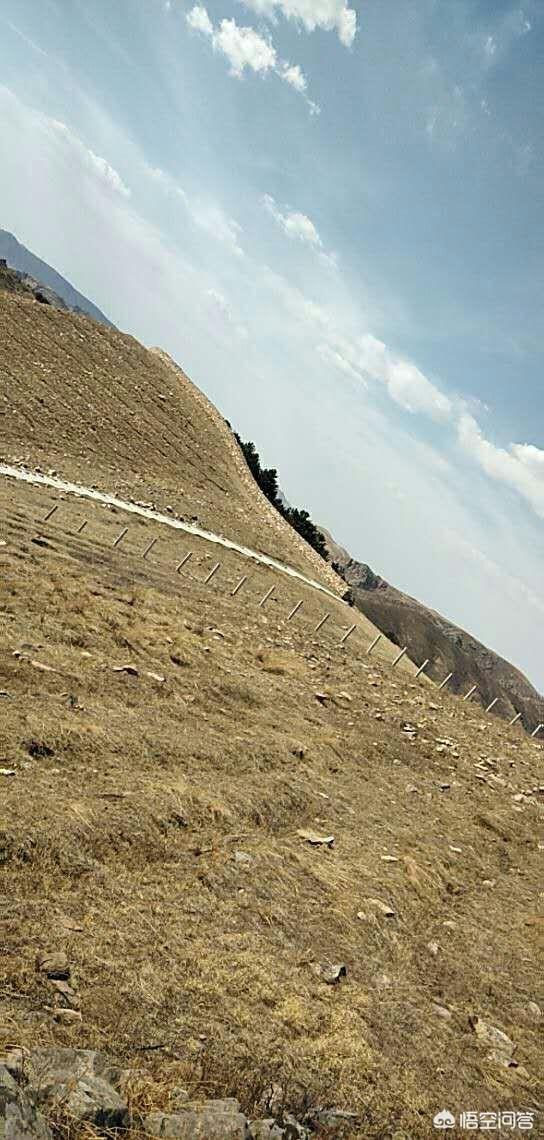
[0,293,543,1138]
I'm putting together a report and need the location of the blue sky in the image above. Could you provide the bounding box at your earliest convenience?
[1,0,543,690]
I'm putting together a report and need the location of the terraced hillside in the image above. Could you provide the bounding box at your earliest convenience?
[1,280,543,1139]
[0,274,340,594]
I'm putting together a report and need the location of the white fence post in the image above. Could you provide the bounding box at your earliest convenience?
[366,632,382,655]
[231,575,247,596]
[463,684,477,702]
[531,723,543,738]
[339,623,356,646]
[415,658,429,678]
[485,697,499,713]
[43,504,58,522]
[391,646,408,669]
[204,562,220,584]
[287,600,303,621]
[259,585,275,608]
[438,672,453,690]
[509,711,522,727]
[314,613,330,633]
[142,537,157,560]
[176,551,192,572]
[112,526,128,548]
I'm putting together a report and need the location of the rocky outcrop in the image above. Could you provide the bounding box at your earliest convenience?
[3,1049,348,1139]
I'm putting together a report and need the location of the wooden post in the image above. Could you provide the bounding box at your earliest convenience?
[204,562,220,584]
[391,646,408,668]
[509,711,522,727]
[314,613,330,633]
[339,623,356,645]
[259,585,275,608]
[142,537,157,560]
[112,527,128,548]
[76,520,87,534]
[367,632,382,655]
[231,575,247,596]
[287,600,303,621]
[415,658,429,678]
[531,723,543,738]
[485,697,499,714]
[438,672,453,690]
[176,551,192,572]
[43,504,58,522]
[463,684,477,702]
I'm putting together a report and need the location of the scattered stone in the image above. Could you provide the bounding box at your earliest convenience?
[432,1004,452,1021]
[427,941,439,957]
[381,855,399,863]
[297,829,334,848]
[318,962,347,985]
[0,768,16,777]
[30,660,57,673]
[49,1008,82,1024]
[314,692,329,705]
[291,746,305,759]
[145,671,165,683]
[470,1017,515,1066]
[526,1001,541,1020]
[36,952,70,980]
[372,972,392,990]
[112,664,139,676]
[360,898,396,919]
[233,851,252,867]
[0,1066,54,1139]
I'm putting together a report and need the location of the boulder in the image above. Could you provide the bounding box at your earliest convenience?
[25,1048,129,1129]
[144,1098,249,1138]
[1,1065,53,1140]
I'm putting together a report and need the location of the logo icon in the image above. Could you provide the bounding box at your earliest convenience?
[433,1109,456,1130]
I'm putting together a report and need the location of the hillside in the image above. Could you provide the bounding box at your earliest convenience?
[1,286,543,1139]
[0,228,114,327]
[320,526,544,735]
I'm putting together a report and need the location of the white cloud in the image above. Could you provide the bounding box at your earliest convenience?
[458,414,544,519]
[322,332,452,420]
[240,0,357,47]
[47,118,131,198]
[186,3,213,35]
[206,288,249,339]
[186,6,318,111]
[144,163,244,256]
[263,194,337,264]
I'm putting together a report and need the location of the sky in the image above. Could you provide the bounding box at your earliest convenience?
[1,0,543,691]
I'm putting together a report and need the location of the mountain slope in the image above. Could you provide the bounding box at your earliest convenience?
[0,228,114,326]
[320,525,544,732]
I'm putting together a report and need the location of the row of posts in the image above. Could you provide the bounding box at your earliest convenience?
[41,502,544,739]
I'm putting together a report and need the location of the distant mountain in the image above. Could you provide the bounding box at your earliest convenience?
[0,229,114,327]
[320,525,544,733]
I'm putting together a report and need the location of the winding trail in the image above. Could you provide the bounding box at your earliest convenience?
[0,463,344,603]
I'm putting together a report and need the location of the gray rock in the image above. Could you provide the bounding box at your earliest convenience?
[1,1066,53,1140]
[144,1099,249,1138]
[25,1048,129,1129]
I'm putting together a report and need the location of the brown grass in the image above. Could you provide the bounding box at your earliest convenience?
[1,497,542,1138]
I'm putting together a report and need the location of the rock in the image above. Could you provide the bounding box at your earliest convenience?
[143,1099,248,1138]
[304,1107,358,1133]
[470,1018,515,1065]
[314,692,329,705]
[297,830,334,848]
[49,1008,82,1024]
[360,898,396,919]
[112,664,139,676]
[1,1065,54,1140]
[527,1001,541,1020]
[0,769,16,777]
[233,851,252,867]
[427,941,439,957]
[25,1048,129,1129]
[318,962,347,985]
[432,1004,452,1020]
[36,951,70,980]
[372,972,392,990]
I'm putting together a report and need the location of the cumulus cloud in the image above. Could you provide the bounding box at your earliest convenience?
[186,6,318,112]
[458,414,544,519]
[240,0,357,47]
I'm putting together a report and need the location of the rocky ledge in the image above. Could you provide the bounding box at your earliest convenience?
[1,1047,357,1139]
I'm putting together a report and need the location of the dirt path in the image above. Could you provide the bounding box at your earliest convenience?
[0,463,344,602]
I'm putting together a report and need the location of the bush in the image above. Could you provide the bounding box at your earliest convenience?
[234,433,329,561]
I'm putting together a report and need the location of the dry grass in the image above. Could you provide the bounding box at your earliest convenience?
[1,504,543,1138]
[0,292,543,1138]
